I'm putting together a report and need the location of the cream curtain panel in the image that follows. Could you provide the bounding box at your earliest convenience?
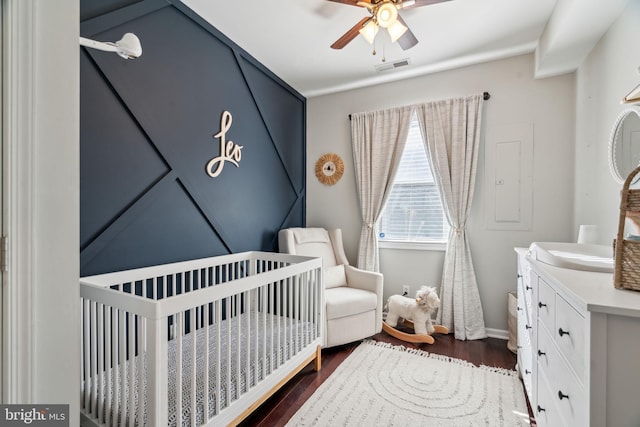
[416,94,487,340]
[350,106,413,271]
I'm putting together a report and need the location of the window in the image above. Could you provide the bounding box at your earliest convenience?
[378,115,449,246]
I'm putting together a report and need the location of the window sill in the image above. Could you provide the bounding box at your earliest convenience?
[378,240,447,251]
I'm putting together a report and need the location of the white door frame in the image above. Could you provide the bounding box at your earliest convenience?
[2,0,36,403]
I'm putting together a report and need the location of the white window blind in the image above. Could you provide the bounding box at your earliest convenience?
[378,115,449,243]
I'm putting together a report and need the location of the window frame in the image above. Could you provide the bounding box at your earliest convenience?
[377,115,449,251]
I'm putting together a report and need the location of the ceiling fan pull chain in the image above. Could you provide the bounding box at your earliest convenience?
[382,38,386,62]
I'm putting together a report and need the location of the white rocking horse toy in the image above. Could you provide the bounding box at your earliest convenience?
[383,285,449,344]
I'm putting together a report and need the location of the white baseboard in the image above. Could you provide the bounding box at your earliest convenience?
[486,328,509,340]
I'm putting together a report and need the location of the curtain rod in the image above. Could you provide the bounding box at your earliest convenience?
[348,92,491,120]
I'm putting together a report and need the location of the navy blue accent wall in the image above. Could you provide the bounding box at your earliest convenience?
[80,0,306,276]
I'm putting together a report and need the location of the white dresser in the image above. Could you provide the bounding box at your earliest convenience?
[515,247,640,426]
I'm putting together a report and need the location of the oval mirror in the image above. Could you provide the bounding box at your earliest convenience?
[610,108,640,184]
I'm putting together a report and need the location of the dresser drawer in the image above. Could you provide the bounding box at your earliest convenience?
[538,323,587,426]
[554,295,586,382]
[536,323,553,373]
[538,277,555,333]
[535,369,563,427]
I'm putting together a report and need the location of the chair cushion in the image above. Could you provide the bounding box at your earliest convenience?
[292,228,330,244]
[324,264,347,289]
[286,228,338,267]
[325,286,378,320]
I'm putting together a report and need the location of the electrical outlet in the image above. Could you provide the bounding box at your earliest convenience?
[402,285,410,296]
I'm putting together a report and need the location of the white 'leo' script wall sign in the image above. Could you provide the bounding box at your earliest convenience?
[206,110,243,178]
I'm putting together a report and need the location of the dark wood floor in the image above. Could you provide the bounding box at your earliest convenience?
[239,331,535,426]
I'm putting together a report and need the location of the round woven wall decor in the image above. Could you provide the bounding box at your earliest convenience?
[315,153,344,185]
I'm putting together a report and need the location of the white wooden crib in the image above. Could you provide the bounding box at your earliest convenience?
[80,252,323,427]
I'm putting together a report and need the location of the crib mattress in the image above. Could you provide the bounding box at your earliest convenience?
[83,311,316,426]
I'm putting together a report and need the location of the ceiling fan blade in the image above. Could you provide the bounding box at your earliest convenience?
[331,16,371,49]
[325,0,365,7]
[400,0,452,10]
[396,15,418,50]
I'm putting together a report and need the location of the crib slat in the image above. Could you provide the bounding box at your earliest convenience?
[190,308,197,427]
[314,269,319,340]
[137,315,145,426]
[176,313,183,427]
[310,270,314,342]
[262,285,267,380]
[289,274,294,356]
[288,278,293,358]
[269,282,274,375]
[163,275,167,301]
[118,310,126,426]
[128,312,135,426]
[215,299,222,417]
[245,290,251,391]
[97,303,104,423]
[271,281,284,368]
[104,307,111,426]
[226,296,232,407]
[303,272,307,347]
[295,276,300,354]
[296,272,299,349]
[302,272,306,348]
[252,288,258,386]
[203,301,210,422]
[82,299,90,414]
[236,292,241,400]
[90,301,98,416]
[81,300,85,412]
[110,308,117,427]
[83,299,91,412]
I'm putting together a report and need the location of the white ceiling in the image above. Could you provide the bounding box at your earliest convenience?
[181,0,630,97]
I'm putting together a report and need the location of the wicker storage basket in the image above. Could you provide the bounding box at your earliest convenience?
[614,165,640,291]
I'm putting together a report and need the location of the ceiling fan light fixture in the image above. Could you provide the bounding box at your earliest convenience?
[359,20,379,44]
[376,2,398,28]
[387,19,407,43]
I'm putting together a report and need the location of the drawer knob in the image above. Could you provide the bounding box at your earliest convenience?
[526,285,533,290]
[525,369,531,375]
[537,350,546,356]
[558,328,570,337]
[517,273,523,278]
[526,325,532,330]
[538,302,547,308]
[537,405,546,413]
[558,390,569,400]
[517,307,523,311]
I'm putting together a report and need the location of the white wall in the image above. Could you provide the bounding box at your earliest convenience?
[307,54,576,333]
[574,1,640,244]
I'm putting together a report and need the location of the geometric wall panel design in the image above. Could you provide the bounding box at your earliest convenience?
[81,177,229,276]
[80,0,306,275]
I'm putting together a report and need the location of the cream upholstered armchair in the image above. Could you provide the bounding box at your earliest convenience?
[278,227,383,348]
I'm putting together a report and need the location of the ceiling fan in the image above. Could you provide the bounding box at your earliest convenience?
[328,0,452,51]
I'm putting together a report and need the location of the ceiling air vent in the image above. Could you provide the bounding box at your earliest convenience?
[375,58,410,72]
